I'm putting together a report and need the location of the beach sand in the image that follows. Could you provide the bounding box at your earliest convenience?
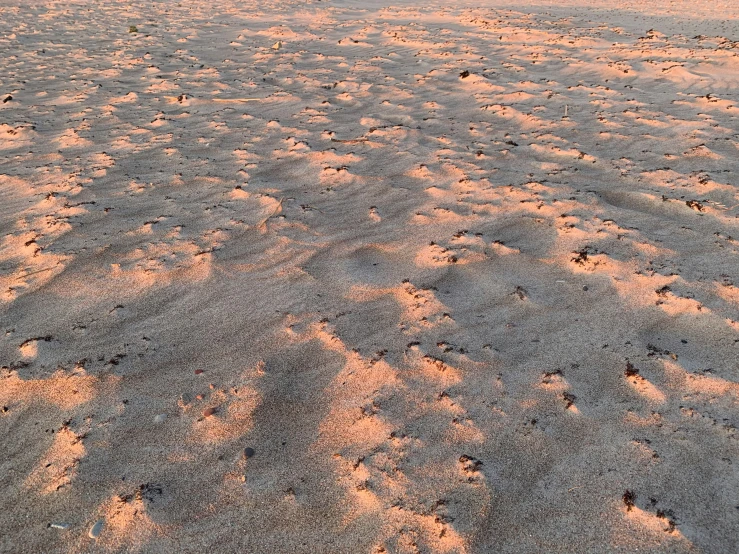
[1,0,739,551]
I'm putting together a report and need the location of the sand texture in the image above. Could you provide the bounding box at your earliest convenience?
[1,0,739,552]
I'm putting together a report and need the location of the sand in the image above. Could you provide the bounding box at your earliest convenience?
[1,0,739,552]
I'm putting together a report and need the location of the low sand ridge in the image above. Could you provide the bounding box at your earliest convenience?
[1,0,739,552]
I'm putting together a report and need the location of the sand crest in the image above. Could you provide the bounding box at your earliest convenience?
[1,0,738,552]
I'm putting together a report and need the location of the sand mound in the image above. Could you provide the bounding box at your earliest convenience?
[1,0,738,552]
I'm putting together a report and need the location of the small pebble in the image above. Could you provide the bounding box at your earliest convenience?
[196,394,205,401]
[88,519,104,539]
[203,407,217,418]
[153,414,167,424]
[243,447,256,459]
[180,393,192,405]
[582,285,588,291]
[194,369,204,375]
[49,523,70,530]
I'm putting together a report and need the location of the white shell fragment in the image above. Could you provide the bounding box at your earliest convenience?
[89,519,104,539]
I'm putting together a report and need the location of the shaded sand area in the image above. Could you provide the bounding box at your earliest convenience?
[1,0,739,551]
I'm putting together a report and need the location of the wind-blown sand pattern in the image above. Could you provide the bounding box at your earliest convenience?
[1,0,739,552]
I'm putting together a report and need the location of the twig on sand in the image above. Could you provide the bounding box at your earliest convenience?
[21,266,58,278]
[194,246,222,256]
[211,98,263,103]
[257,197,285,229]
[331,137,368,143]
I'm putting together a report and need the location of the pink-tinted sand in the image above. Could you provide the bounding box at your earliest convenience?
[1,0,739,552]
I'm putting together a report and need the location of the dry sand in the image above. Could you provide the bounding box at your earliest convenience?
[1,0,739,552]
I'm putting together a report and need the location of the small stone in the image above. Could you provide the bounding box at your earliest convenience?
[243,447,256,459]
[272,41,282,50]
[196,394,205,401]
[194,369,204,375]
[203,407,217,418]
[153,414,167,424]
[582,285,589,291]
[49,522,70,530]
[180,393,192,405]
[88,519,104,539]
[2,95,12,103]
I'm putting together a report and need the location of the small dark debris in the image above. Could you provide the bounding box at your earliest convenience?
[646,343,675,359]
[542,369,563,384]
[656,508,677,532]
[623,490,636,511]
[685,199,704,212]
[655,285,671,297]
[136,482,163,503]
[243,447,256,459]
[563,392,576,409]
[460,70,470,78]
[459,454,483,472]
[625,361,639,377]
[107,354,126,365]
[571,248,589,265]
[19,335,52,348]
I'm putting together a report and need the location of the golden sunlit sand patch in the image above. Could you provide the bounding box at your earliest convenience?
[2,0,739,551]
[0,370,117,411]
